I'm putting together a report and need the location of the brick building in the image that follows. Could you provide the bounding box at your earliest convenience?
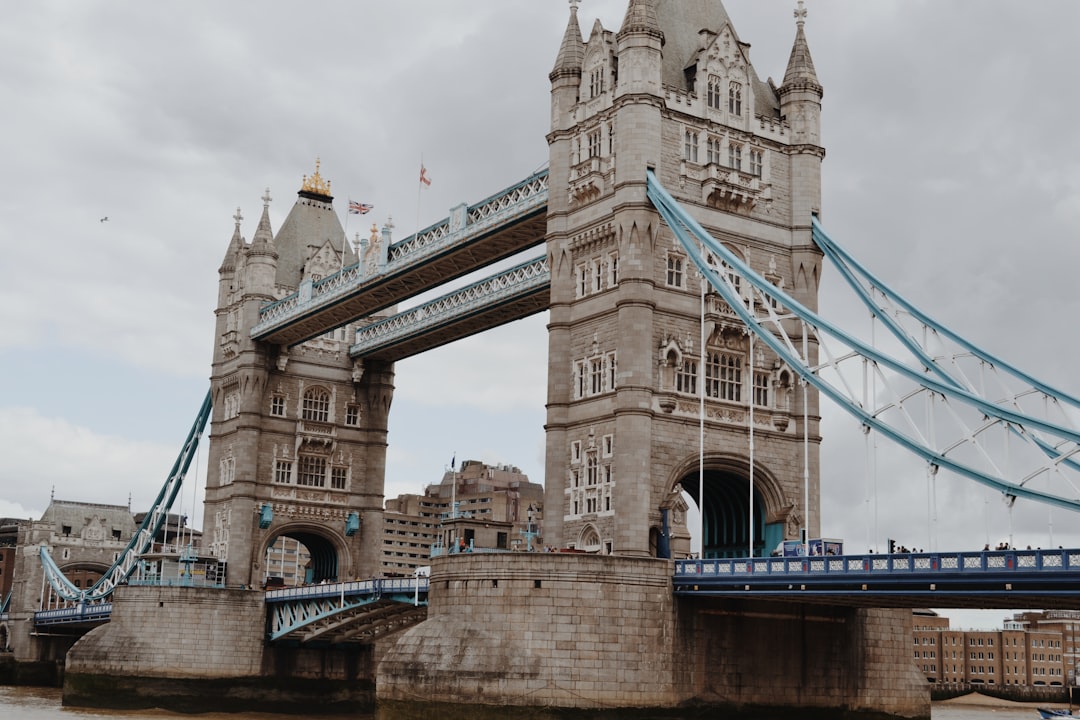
[914,610,1075,687]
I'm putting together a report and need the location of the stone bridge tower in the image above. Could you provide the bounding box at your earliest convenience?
[204,162,394,587]
[544,0,824,558]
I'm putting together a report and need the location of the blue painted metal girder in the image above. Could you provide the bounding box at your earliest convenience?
[40,391,213,604]
[646,171,1080,512]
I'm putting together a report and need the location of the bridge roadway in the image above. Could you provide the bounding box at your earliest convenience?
[25,548,1080,639]
[251,170,549,348]
[675,547,1080,609]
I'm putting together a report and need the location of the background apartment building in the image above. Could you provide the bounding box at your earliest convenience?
[915,610,1077,687]
[381,459,544,576]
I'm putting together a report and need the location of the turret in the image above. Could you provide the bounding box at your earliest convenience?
[615,0,663,98]
[778,0,823,148]
[243,188,278,298]
[217,207,245,308]
[549,0,583,136]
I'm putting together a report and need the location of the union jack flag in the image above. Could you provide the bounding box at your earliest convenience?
[348,200,373,215]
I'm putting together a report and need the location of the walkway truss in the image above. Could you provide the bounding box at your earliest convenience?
[38,391,213,605]
[647,171,1080,514]
[266,579,428,644]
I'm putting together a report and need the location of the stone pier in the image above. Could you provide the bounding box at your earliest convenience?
[377,554,929,719]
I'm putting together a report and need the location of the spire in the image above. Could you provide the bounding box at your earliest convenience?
[619,0,663,43]
[781,0,821,93]
[219,206,245,274]
[248,188,276,256]
[550,0,584,80]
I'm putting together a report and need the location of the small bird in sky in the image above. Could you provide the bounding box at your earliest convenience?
[100,216,109,223]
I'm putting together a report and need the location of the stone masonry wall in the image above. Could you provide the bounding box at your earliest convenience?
[66,585,265,678]
[681,599,930,718]
[378,553,682,709]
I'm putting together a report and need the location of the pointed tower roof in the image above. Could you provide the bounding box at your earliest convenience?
[248,188,276,257]
[273,160,348,289]
[619,0,663,42]
[219,206,245,274]
[781,0,821,93]
[653,0,728,87]
[551,0,584,80]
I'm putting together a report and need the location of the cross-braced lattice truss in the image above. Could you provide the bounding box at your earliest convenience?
[252,170,549,346]
[267,580,428,644]
[351,254,549,361]
[647,171,1080,513]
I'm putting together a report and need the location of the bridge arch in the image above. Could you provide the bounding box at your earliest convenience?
[262,524,349,586]
[0,622,9,652]
[669,452,790,559]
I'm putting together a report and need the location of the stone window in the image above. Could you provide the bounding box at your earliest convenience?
[684,130,698,163]
[707,136,722,165]
[607,253,619,287]
[577,264,589,298]
[273,460,292,484]
[592,261,603,293]
[750,148,763,176]
[345,404,360,426]
[589,66,604,98]
[223,386,240,420]
[330,466,347,490]
[728,143,742,172]
[606,352,617,391]
[297,455,326,487]
[753,371,770,407]
[586,454,598,486]
[728,81,742,116]
[707,75,723,110]
[588,129,601,158]
[302,387,330,422]
[676,358,697,395]
[666,253,684,288]
[706,351,742,401]
[270,395,286,417]
[590,358,604,395]
[571,440,581,464]
[574,360,587,399]
[602,434,613,458]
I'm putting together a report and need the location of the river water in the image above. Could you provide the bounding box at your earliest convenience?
[0,686,1059,720]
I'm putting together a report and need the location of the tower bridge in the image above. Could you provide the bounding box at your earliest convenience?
[6,1,1080,717]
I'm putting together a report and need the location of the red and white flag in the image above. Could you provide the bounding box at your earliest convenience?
[419,165,432,187]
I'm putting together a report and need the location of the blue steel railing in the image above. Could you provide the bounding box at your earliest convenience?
[34,602,113,626]
[264,577,428,604]
[675,548,1080,580]
[266,577,429,642]
[253,169,548,334]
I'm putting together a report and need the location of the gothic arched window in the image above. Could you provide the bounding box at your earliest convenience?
[302,387,330,422]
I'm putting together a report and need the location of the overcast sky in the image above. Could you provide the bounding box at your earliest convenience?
[3,1,1080,628]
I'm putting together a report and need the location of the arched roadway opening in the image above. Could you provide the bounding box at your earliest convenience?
[262,526,345,586]
[671,455,789,559]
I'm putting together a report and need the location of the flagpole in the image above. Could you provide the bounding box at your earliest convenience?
[415,155,430,245]
[340,201,351,272]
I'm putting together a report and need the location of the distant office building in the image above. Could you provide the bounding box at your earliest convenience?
[381,460,544,576]
[261,536,312,587]
[914,610,1071,687]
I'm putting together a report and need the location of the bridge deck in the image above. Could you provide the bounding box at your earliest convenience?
[675,549,1080,608]
[252,172,548,347]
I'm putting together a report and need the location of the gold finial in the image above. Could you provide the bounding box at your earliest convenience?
[369,223,379,242]
[301,157,333,196]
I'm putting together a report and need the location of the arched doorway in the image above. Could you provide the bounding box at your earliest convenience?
[264,528,341,586]
[679,469,767,558]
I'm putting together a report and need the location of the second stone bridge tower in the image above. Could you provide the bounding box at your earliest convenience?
[543,0,825,558]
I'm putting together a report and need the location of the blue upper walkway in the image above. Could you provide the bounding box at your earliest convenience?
[251,170,549,349]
